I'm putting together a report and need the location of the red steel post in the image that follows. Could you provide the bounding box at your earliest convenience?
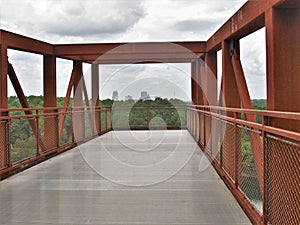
[43,54,57,150]
[91,64,100,134]
[266,6,300,132]
[204,52,217,150]
[0,43,8,173]
[205,52,217,106]
[221,40,241,181]
[191,60,197,105]
[73,61,85,142]
[265,5,300,224]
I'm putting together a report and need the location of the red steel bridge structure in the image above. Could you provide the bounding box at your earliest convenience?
[0,1,299,224]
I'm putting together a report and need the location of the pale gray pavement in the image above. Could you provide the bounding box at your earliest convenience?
[0,130,251,225]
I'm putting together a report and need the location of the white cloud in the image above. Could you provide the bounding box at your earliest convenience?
[1,0,267,101]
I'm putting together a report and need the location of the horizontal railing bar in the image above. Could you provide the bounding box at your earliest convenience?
[189,105,300,120]
[0,106,112,113]
[187,107,300,142]
[0,105,187,113]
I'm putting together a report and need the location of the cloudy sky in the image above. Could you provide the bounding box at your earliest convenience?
[0,0,266,100]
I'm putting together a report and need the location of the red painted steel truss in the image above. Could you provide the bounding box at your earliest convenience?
[0,0,299,225]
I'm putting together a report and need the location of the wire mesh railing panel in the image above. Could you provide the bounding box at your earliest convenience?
[178,107,187,128]
[210,116,222,163]
[193,111,198,142]
[107,109,112,130]
[199,113,205,147]
[266,135,300,225]
[237,126,263,214]
[84,110,93,138]
[100,110,107,131]
[221,120,235,181]
[93,109,101,134]
[43,115,58,152]
[72,111,85,142]
[112,108,130,129]
[186,106,300,225]
[59,113,73,146]
[10,117,37,164]
[204,114,211,155]
[0,120,9,169]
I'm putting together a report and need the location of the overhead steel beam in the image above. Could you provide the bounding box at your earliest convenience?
[54,42,206,56]
[57,57,195,65]
[67,54,197,64]
[88,58,196,64]
[206,0,296,52]
[0,30,54,55]
[1,30,203,64]
[206,1,265,51]
[54,42,204,64]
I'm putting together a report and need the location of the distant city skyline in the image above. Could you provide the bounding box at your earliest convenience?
[99,63,192,101]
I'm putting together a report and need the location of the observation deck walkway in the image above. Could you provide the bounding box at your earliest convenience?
[0,130,250,225]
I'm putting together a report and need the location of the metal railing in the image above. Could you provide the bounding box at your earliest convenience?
[187,105,300,225]
[1,104,299,224]
[0,106,112,177]
[0,105,186,178]
[111,105,187,130]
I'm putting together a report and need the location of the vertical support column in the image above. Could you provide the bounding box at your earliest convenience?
[221,40,241,110]
[191,60,197,105]
[194,58,205,147]
[191,58,203,145]
[266,7,300,132]
[43,55,57,150]
[221,40,241,181]
[73,61,85,142]
[91,63,100,134]
[0,43,8,172]
[195,58,204,106]
[205,51,217,106]
[204,52,217,151]
[265,6,300,224]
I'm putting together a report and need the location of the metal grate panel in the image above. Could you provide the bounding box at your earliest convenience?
[0,120,9,169]
[10,117,37,164]
[237,125,263,213]
[266,135,300,225]
[59,113,73,146]
[221,120,235,181]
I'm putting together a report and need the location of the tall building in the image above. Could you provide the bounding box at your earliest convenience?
[112,91,119,100]
[140,91,151,100]
[125,95,133,101]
